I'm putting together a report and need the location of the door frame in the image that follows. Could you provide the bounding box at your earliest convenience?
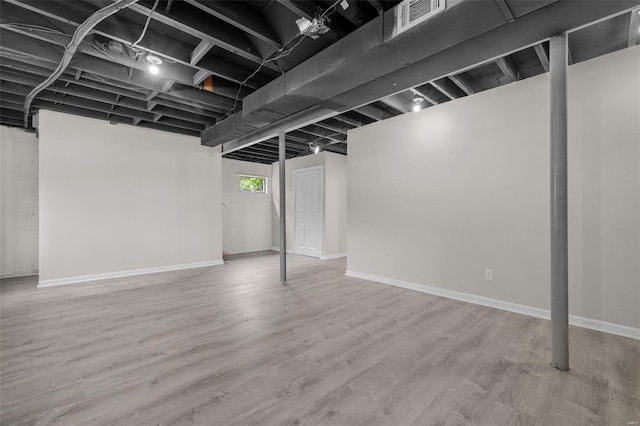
[292,165,324,258]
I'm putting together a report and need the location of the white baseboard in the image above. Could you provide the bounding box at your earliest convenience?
[345,270,640,341]
[38,260,224,288]
[270,247,294,254]
[1,272,38,280]
[320,252,347,260]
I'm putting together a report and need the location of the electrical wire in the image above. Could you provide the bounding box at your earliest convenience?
[221,0,344,119]
[223,34,307,119]
[23,0,140,127]
[320,0,343,18]
[132,0,159,47]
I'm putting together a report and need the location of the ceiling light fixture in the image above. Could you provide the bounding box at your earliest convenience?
[296,17,330,39]
[309,142,321,154]
[146,54,162,75]
[412,95,425,112]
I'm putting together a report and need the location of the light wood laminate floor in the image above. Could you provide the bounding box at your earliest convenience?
[1,252,639,425]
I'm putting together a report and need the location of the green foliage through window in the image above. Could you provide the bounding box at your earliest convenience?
[239,176,266,193]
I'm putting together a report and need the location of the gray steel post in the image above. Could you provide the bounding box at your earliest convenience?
[279,131,287,284]
[549,33,569,370]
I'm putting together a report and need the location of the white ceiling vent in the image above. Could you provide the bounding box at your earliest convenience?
[395,0,445,36]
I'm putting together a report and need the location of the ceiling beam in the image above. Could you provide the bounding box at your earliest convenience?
[192,70,210,86]
[184,0,281,48]
[495,0,515,22]
[332,114,361,127]
[0,70,215,126]
[315,121,348,135]
[126,2,280,72]
[379,94,411,114]
[429,80,456,100]
[32,100,201,137]
[534,43,550,72]
[496,56,521,82]
[1,57,153,102]
[0,32,236,114]
[297,125,347,143]
[410,87,438,105]
[276,0,313,21]
[448,74,474,96]
[190,40,215,66]
[0,13,246,100]
[353,105,394,121]
[3,0,272,90]
[165,0,174,14]
[628,8,640,47]
[0,79,207,133]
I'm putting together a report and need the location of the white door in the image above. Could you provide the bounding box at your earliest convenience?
[294,166,323,258]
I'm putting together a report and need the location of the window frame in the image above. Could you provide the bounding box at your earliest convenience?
[238,174,268,194]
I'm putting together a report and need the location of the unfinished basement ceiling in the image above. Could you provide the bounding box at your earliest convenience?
[1,1,639,164]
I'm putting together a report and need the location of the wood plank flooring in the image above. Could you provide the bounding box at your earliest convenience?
[1,252,639,425]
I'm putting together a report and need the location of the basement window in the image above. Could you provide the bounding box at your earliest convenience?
[239,175,267,193]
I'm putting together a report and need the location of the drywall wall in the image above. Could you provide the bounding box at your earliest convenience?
[38,111,223,285]
[324,152,348,257]
[222,158,272,254]
[272,151,348,258]
[1,126,39,278]
[347,46,640,331]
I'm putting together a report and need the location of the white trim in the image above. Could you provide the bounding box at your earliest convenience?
[345,270,640,341]
[320,252,347,260]
[271,247,294,254]
[293,165,324,258]
[38,260,224,288]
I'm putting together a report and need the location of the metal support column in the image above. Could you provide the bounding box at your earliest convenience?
[549,33,569,370]
[279,131,287,284]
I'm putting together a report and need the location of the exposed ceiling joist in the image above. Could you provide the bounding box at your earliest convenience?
[430,80,457,100]
[184,0,281,48]
[495,0,515,22]
[534,43,550,72]
[379,94,411,114]
[449,74,474,95]
[190,40,215,66]
[0,31,238,112]
[2,0,271,90]
[496,56,521,82]
[410,87,438,106]
[126,2,281,72]
[353,105,393,121]
[276,0,313,21]
[332,114,361,127]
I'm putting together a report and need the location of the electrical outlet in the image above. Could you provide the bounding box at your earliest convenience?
[485,269,493,281]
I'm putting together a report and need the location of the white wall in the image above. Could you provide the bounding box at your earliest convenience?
[1,126,39,278]
[324,153,348,257]
[347,46,640,331]
[222,158,272,254]
[38,111,223,284]
[272,151,347,258]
